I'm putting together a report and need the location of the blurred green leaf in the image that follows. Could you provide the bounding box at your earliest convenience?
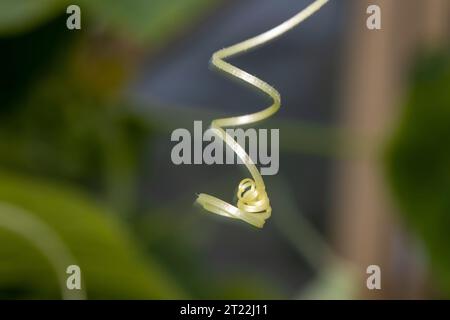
[0,0,220,46]
[0,0,68,35]
[0,171,186,299]
[385,50,450,296]
[81,0,220,45]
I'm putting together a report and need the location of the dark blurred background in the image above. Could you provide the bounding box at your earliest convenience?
[0,0,449,299]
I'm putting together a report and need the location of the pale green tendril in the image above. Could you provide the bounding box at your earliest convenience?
[196,0,330,228]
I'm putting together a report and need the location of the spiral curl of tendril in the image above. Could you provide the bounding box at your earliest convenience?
[196,0,330,228]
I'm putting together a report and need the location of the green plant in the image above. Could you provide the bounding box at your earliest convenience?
[386,50,450,296]
[0,171,185,299]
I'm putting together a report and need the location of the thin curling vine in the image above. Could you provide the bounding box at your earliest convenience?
[196,0,330,228]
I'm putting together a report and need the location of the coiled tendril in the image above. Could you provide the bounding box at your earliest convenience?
[196,0,330,228]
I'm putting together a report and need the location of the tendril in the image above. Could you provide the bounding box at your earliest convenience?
[196,0,330,228]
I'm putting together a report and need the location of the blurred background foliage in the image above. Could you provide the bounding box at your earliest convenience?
[385,51,450,296]
[0,0,229,299]
[0,0,219,45]
[0,170,184,299]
